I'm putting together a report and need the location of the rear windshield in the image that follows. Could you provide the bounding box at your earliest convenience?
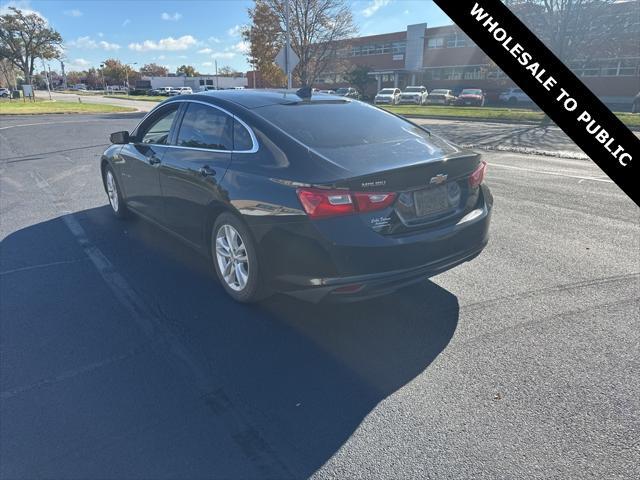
[430,89,448,94]
[462,89,482,95]
[255,101,458,170]
[404,87,422,92]
[255,101,449,150]
[379,89,395,94]
[336,88,349,94]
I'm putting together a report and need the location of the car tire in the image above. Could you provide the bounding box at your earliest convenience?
[103,165,129,219]
[212,212,266,303]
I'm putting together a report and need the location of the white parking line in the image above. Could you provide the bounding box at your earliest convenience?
[488,162,614,183]
[0,119,112,130]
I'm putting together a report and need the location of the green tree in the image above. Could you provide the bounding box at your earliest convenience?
[345,65,372,97]
[0,7,62,83]
[176,64,198,77]
[218,65,240,77]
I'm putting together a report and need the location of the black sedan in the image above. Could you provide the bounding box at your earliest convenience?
[101,90,492,302]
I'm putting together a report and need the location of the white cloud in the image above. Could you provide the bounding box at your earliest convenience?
[122,18,131,27]
[66,58,91,70]
[161,12,182,21]
[361,0,391,17]
[64,8,82,17]
[97,32,104,38]
[99,40,120,51]
[68,36,97,49]
[128,35,198,52]
[198,48,213,54]
[68,36,120,51]
[227,24,243,37]
[201,62,213,67]
[208,36,221,44]
[211,52,236,60]
[0,1,46,20]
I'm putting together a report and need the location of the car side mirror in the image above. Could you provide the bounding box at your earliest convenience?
[110,131,130,144]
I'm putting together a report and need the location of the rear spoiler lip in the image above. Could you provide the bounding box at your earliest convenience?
[320,150,482,190]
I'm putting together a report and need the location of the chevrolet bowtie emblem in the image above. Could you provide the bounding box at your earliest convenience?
[429,174,448,184]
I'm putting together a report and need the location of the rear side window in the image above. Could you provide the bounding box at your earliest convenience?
[233,120,253,151]
[176,103,233,150]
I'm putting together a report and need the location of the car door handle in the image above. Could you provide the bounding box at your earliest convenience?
[199,166,216,177]
[148,155,161,165]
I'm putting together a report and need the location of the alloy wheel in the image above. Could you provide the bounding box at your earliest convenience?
[106,170,119,212]
[215,224,250,291]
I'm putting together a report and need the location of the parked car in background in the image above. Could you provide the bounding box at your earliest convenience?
[0,87,10,98]
[399,86,428,105]
[106,86,129,94]
[426,89,457,105]
[318,89,335,94]
[149,87,173,96]
[456,89,485,106]
[168,87,193,96]
[101,90,492,303]
[335,87,360,99]
[374,88,401,105]
[499,87,531,106]
[72,84,87,91]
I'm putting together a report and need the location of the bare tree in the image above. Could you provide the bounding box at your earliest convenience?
[248,0,357,86]
[0,7,62,84]
[505,0,634,63]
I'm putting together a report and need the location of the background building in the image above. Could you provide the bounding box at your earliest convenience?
[314,1,639,107]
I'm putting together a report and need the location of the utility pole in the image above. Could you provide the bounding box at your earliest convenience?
[41,59,52,100]
[285,0,292,89]
[60,60,67,90]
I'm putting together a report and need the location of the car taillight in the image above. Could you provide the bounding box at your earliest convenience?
[469,160,487,188]
[296,188,396,219]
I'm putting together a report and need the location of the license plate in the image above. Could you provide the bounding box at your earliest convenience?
[414,185,451,217]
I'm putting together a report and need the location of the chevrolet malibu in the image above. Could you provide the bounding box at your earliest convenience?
[101,90,492,302]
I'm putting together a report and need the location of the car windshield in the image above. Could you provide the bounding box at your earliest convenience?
[335,88,349,94]
[462,89,482,95]
[379,89,395,94]
[431,89,448,94]
[404,87,422,92]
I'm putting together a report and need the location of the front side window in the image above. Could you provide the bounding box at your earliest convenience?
[139,104,179,145]
[176,103,233,150]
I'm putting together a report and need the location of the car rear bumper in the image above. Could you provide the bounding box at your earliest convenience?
[398,98,422,104]
[258,186,493,302]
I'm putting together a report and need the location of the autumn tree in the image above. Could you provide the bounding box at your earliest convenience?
[176,64,198,77]
[101,58,126,84]
[0,58,18,89]
[140,62,168,77]
[0,7,62,83]
[245,0,357,87]
[243,0,286,86]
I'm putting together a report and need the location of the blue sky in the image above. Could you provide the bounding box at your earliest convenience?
[1,0,452,74]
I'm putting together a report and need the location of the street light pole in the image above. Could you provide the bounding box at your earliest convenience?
[124,62,137,96]
[285,0,292,89]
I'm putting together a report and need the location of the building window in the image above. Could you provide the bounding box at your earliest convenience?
[391,41,406,54]
[351,45,361,56]
[445,33,467,48]
[427,37,444,49]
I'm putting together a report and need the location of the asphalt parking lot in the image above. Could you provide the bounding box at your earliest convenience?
[1,113,638,479]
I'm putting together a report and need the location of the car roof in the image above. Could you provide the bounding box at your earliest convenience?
[195,89,348,109]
